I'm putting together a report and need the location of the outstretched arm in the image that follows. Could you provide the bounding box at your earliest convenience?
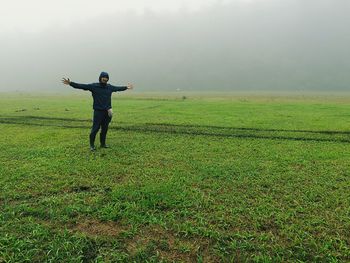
[110,83,134,92]
[61,77,92,91]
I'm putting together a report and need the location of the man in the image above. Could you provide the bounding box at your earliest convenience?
[62,72,133,151]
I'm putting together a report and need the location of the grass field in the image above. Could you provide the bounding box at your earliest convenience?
[0,92,349,262]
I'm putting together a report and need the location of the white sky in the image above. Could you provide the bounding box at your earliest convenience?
[0,0,249,33]
[0,0,348,91]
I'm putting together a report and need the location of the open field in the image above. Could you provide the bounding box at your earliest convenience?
[0,93,349,262]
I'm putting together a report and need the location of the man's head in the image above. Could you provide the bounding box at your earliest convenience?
[99,72,109,84]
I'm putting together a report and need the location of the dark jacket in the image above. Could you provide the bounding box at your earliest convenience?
[70,82,127,110]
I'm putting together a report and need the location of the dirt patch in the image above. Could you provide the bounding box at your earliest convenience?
[70,219,127,237]
[71,185,92,193]
[125,225,218,262]
[37,217,127,238]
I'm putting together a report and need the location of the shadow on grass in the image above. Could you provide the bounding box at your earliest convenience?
[0,115,349,143]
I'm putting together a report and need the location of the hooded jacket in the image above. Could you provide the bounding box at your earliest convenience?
[69,72,127,110]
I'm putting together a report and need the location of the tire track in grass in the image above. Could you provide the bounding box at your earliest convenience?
[0,115,349,143]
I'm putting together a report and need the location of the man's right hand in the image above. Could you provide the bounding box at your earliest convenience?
[61,78,71,85]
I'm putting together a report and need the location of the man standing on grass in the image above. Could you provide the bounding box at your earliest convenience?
[62,72,133,151]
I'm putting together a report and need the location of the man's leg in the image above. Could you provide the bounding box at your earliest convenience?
[100,112,112,147]
[90,110,103,150]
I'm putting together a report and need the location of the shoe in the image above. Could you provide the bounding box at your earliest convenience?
[90,146,96,151]
[100,144,109,148]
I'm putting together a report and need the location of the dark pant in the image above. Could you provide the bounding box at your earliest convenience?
[90,110,112,147]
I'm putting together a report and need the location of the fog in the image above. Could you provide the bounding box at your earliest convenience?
[1,0,349,92]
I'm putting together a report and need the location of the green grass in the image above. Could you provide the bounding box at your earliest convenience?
[0,93,349,262]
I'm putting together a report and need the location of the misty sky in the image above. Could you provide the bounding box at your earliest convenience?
[1,0,349,92]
